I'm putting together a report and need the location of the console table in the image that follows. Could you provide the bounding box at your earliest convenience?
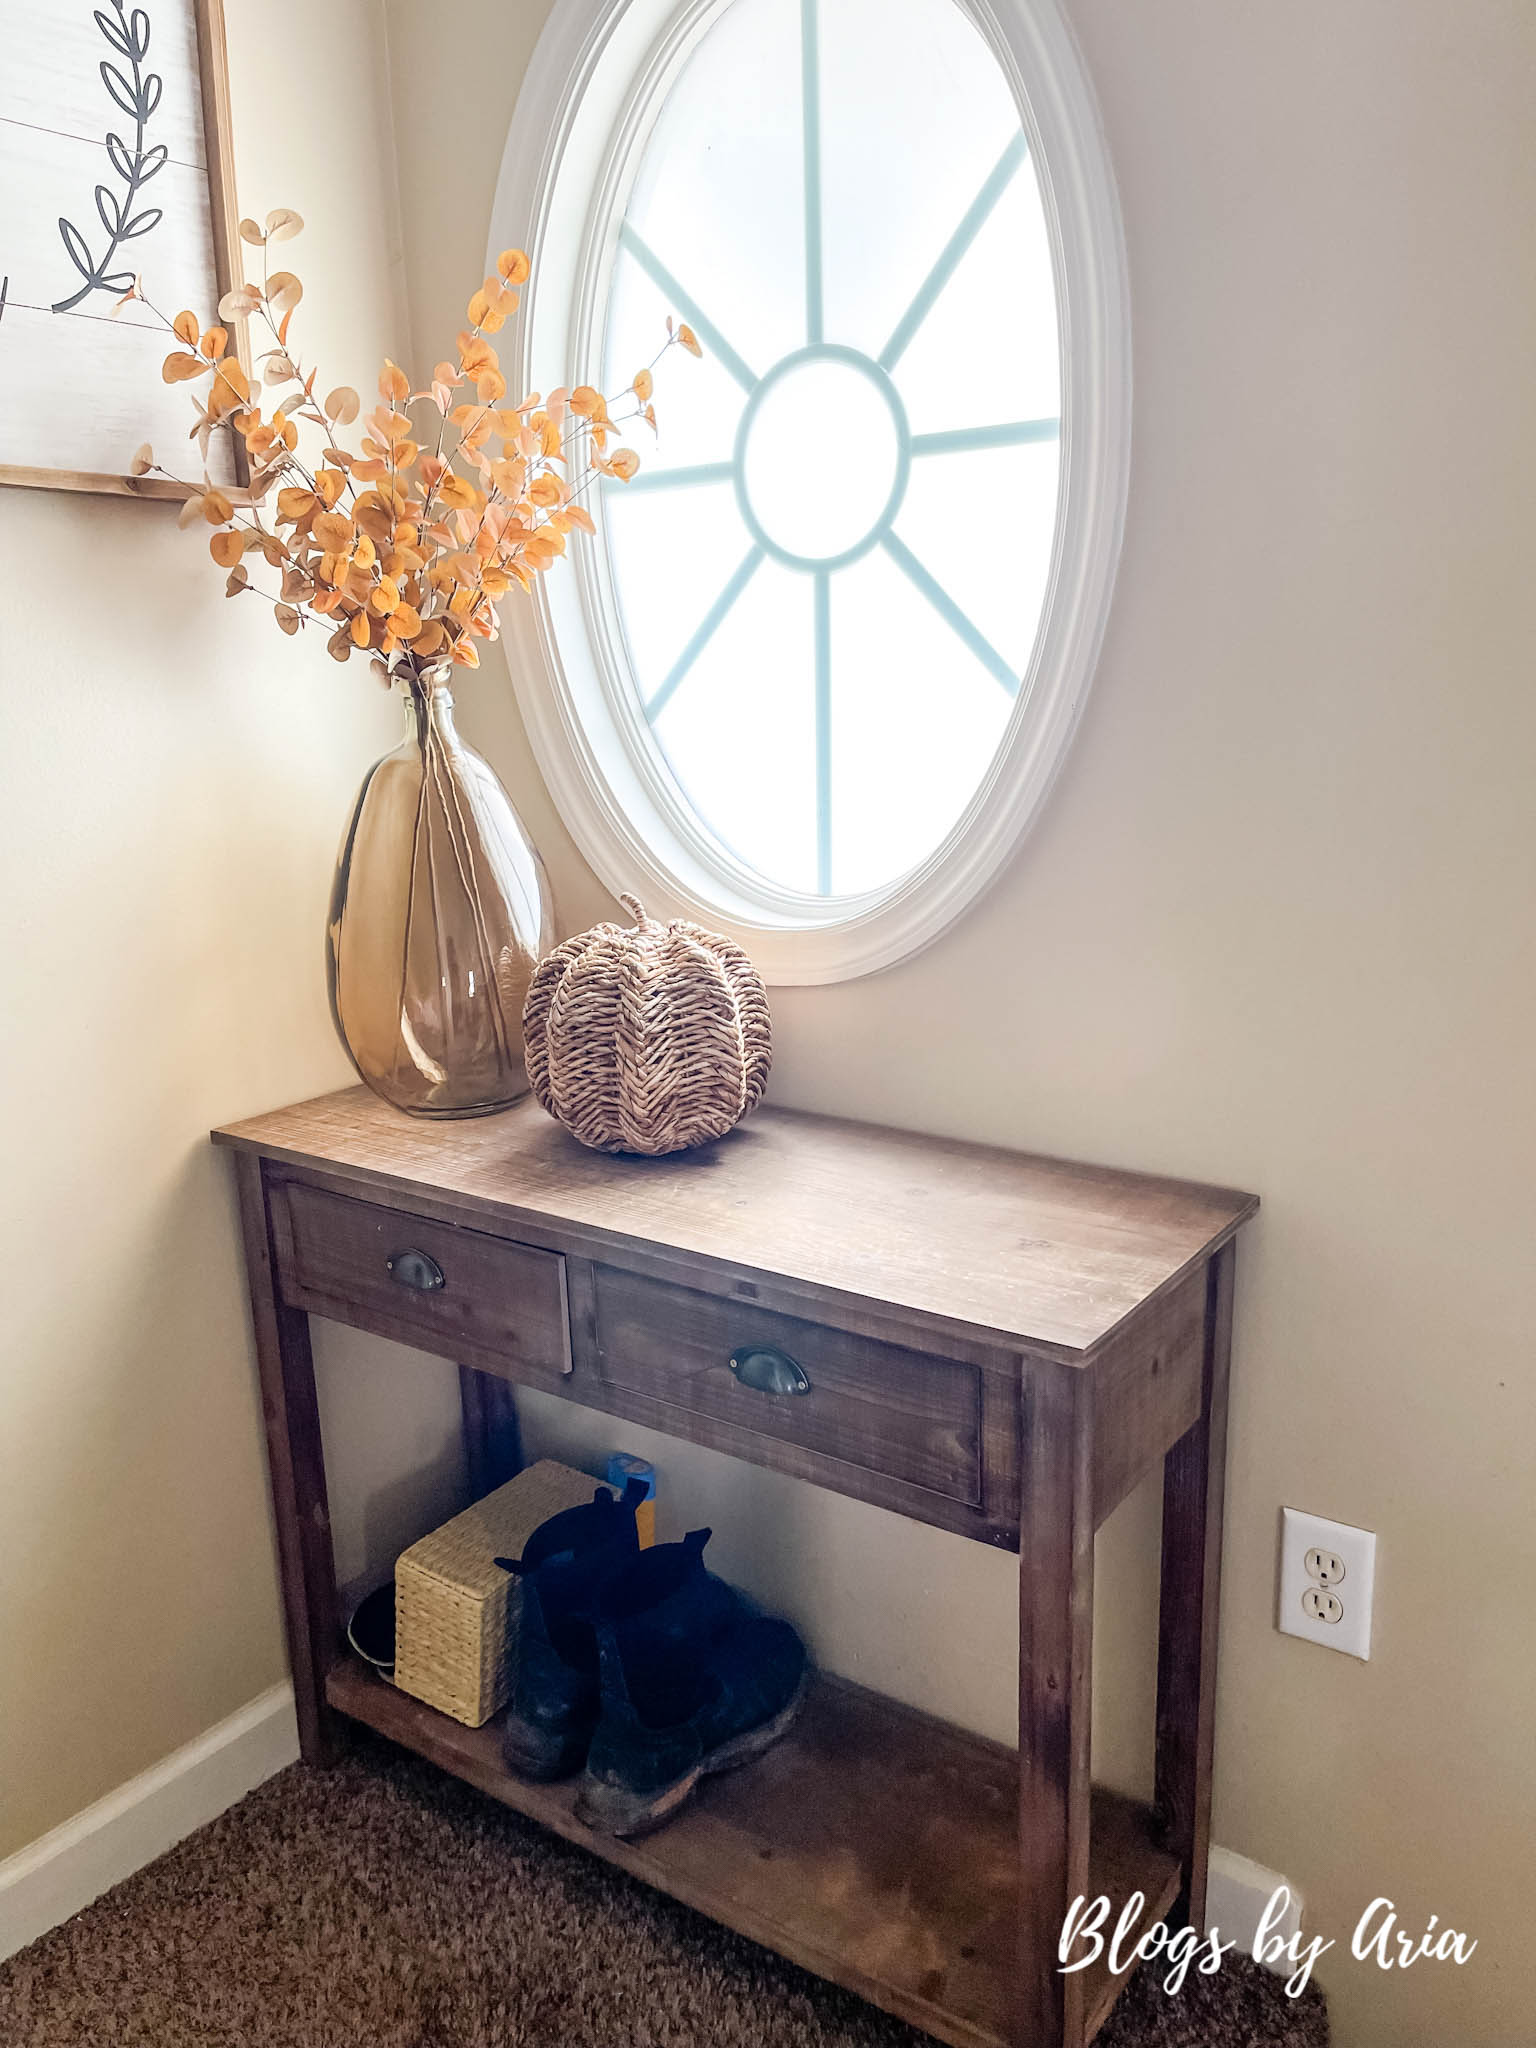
[215,1087,1256,2048]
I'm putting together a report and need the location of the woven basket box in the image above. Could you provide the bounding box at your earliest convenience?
[393,1459,603,1727]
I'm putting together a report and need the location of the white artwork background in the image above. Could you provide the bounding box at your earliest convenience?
[0,0,234,482]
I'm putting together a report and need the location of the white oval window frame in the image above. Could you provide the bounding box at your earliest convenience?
[489,0,1130,986]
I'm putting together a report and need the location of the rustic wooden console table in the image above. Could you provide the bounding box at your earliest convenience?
[215,1087,1256,2048]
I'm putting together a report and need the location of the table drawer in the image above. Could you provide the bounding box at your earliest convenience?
[589,1267,982,1508]
[270,1181,570,1381]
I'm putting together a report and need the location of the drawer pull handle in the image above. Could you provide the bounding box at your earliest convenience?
[386,1248,444,1292]
[729,1345,810,1397]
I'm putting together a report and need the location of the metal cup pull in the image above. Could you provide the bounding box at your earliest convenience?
[386,1248,445,1292]
[729,1344,810,1397]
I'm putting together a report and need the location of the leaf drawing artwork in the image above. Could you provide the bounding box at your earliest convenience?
[0,0,235,487]
[53,2,169,312]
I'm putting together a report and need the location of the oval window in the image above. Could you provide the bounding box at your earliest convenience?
[496,0,1128,981]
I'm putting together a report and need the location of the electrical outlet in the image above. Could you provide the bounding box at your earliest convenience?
[1279,1508,1376,1659]
[1304,1547,1345,1587]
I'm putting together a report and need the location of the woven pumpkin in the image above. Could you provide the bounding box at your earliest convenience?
[523,895,771,1156]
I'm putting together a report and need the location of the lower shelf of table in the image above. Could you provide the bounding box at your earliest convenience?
[326,1658,1180,2048]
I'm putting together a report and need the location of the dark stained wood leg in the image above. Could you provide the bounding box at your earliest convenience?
[1154,1239,1236,1933]
[458,1365,523,1497]
[1017,1366,1094,2048]
[232,1152,342,1764]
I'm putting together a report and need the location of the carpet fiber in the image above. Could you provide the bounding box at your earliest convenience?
[1,1735,1328,2047]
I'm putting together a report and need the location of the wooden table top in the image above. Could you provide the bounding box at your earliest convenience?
[215,1088,1257,1361]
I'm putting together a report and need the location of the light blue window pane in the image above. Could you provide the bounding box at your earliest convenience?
[604,482,752,699]
[816,0,1023,361]
[892,174,1061,435]
[829,549,1013,896]
[620,0,807,372]
[605,244,747,470]
[651,562,819,892]
[892,440,1061,683]
[600,0,1063,899]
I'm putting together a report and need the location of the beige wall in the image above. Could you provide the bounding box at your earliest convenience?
[5,2,1532,2045]
[384,4,1536,2044]
[0,0,411,1856]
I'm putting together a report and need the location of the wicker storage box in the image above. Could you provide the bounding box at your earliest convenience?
[393,1459,603,1726]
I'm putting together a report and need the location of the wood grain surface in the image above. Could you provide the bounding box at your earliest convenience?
[326,1658,1179,2048]
[590,1264,984,1506]
[1154,1241,1236,1933]
[216,1088,1256,1360]
[232,1153,342,1763]
[269,1178,572,1387]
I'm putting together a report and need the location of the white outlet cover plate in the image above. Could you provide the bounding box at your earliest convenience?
[1278,1508,1376,1660]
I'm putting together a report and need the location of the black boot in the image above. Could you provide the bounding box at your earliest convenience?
[573,1528,809,1838]
[494,1478,647,1781]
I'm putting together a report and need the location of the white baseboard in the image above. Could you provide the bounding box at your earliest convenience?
[0,1683,299,1964]
[1206,1844,1305,1964]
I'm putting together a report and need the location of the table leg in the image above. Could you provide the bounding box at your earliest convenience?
[1017,1366,1094,2048]
[232,1152,342,1764]
[458,1365,523,1496]
[1154,1238,1236,1932]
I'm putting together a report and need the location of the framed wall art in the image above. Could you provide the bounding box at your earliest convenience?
[0,0,246,498]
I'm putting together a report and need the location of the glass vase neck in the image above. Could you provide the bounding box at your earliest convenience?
[397,672,456,742]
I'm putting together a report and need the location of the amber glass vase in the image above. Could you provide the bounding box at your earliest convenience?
[327,681,553,1117]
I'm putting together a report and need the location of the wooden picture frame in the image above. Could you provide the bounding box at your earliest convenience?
[0,0,248,501]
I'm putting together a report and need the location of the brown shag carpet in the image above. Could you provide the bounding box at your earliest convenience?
[1,1735,1327,2048]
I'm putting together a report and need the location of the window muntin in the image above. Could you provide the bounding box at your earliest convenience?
[599,0,1061,899]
